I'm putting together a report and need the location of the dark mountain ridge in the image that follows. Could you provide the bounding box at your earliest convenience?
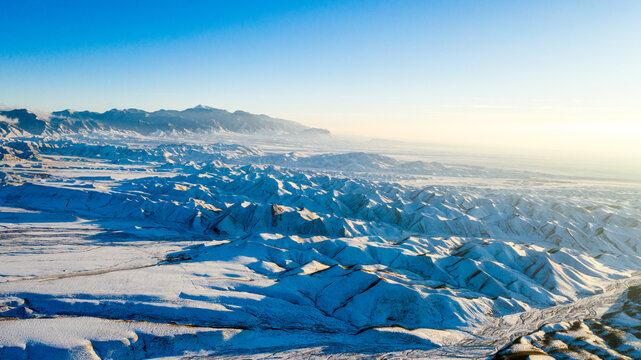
[0,105,329,136]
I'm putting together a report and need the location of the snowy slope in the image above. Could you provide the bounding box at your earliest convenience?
[0,134,639,359]
[492,285,641,359]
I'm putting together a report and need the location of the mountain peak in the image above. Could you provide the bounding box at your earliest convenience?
[191,105,214,110]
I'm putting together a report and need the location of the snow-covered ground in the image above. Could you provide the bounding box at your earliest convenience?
[493,285,641,360]
[1,133,640,359]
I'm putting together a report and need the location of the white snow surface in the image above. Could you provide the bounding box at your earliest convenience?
[0,133,640,359]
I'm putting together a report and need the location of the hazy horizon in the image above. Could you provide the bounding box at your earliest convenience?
[3,102,639,180]
[2,0,640,164]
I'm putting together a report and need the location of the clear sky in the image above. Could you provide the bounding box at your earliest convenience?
[1,0,640,161]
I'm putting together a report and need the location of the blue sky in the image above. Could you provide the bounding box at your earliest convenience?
[1,0,640,158]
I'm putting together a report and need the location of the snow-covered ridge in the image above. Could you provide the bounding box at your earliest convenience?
[1,135,640,358]
[493,286,641,359]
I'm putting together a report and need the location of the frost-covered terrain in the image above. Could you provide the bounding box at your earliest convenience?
[1,109,640,359]
[493,286,641,359]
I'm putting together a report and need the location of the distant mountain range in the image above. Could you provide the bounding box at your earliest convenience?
[0,105,329,137]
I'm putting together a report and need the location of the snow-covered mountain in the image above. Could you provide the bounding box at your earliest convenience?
[0,106,329,137]
[0,109,46,136]
[1,131,640,359]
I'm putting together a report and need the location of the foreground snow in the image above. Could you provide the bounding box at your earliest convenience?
[1,134,640,359]
[493,285,641,359]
